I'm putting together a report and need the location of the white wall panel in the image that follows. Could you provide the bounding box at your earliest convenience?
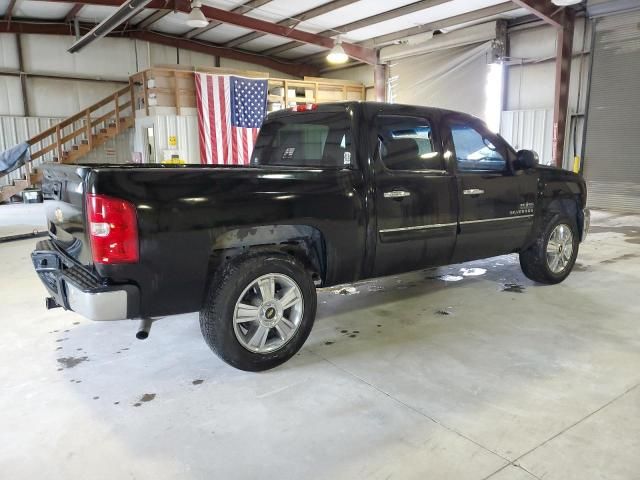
[0,33,19,70]
[21,35,138,80]
[501,109,553,165]
[134,114,200,164]
[178,49,216,68]
[0,76,24,116]
[26,77,125,117]
[324,65,375,87]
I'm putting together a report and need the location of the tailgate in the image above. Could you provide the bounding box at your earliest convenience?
[42,164,93,266]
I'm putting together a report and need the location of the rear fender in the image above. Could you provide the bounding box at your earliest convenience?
[209,224,327,284]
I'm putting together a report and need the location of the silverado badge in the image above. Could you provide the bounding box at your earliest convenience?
[509,202,535,216]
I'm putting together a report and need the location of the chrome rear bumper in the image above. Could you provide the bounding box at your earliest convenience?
[31,239,139,321]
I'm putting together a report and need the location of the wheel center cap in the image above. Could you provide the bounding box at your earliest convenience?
[259,301,282,327]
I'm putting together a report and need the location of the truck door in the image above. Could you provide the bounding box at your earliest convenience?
[443,115,536,262]
[372,114,458,276]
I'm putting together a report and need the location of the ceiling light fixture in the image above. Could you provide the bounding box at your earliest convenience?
[326,39,349,64]
[551,0,582,6]
[186,1,209,29]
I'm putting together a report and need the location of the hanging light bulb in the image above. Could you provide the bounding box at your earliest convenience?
[186,1,209,28]
[326,39,349,64]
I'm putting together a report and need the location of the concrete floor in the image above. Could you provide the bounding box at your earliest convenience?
[1,206,639,480]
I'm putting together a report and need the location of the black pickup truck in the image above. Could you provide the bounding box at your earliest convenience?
[32,102,589,371]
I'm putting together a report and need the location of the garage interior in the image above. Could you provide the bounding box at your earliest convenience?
[1,0,639,479]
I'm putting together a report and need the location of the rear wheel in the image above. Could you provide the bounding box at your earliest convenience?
[519,213,579,284]
[200,252,317,371]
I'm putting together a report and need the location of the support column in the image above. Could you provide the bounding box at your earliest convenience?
[374,63,387,102]
[15,34,30,117]
[553,9,575,168]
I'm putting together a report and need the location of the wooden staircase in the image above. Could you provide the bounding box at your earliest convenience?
[1,84,135,203]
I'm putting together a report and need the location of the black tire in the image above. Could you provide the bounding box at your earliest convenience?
[519,212,579,284]
[200,251,317,371]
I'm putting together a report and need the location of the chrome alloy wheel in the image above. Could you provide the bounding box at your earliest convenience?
[233,273,304,354]
[546,224,574,274]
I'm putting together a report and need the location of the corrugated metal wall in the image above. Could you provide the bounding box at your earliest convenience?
[583,12,640,212]
[500,109,554,166]
[134,115,200,164]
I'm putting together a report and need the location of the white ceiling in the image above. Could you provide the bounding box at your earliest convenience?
[2,0,530,61]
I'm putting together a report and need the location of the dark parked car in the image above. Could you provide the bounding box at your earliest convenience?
[32,102,589,371]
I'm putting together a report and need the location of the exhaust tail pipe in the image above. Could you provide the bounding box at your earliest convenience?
[136,318,153,340]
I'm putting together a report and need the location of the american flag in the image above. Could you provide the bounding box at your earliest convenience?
[195,73,268,165]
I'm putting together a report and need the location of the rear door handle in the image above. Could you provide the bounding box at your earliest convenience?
[463,188,485,195]
[384,190,411,198]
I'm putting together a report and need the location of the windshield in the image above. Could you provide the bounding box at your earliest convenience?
[251,111,353,168]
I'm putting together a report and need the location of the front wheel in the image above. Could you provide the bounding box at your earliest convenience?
[200,252,317,371]
[519,213,579,284]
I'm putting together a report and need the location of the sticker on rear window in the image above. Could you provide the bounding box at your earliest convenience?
[282,147,295,160]
[344,151,351,165]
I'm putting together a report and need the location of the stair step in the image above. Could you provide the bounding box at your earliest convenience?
[29,172,42,185]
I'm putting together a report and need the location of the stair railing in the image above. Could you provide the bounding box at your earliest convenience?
[26,84,134,166]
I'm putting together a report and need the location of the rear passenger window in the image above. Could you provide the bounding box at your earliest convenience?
[251,111,352,168]
[376,115,443,171]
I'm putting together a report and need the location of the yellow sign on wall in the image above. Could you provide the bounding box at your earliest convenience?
[168,135,177,147]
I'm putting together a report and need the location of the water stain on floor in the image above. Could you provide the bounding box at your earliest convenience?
[601,253,639,264]
[588,225,640,244]
[133,393,156,407]
[502,283,525,293]
[56,356,89,369]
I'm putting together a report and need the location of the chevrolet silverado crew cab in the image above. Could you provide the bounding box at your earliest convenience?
[32,102,590,371]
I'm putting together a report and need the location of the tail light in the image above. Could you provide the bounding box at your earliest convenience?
[290,104,318,112]
[86,194,139,264]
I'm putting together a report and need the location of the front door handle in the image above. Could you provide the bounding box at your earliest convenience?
[463,188,485,195]
[384,190,411,199]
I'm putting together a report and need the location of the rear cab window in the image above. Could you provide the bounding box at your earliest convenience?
[251,110,353,168]
[376,115,444,171]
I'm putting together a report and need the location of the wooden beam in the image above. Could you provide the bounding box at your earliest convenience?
[262,0,449,57]
[135,9,170,30]
[197,2,376,64]
[3,0,18,27]
[552,8,575,167]
[224,0,359,48]
[36,0,377,64]
[0,21,74,35]
[0,21,319,77]
[510,0,562,28]
[64,4,84,23]
[184,0,272,39]
[129,30,319,77]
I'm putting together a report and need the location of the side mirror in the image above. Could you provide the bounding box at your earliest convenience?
[516,149,539,169]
